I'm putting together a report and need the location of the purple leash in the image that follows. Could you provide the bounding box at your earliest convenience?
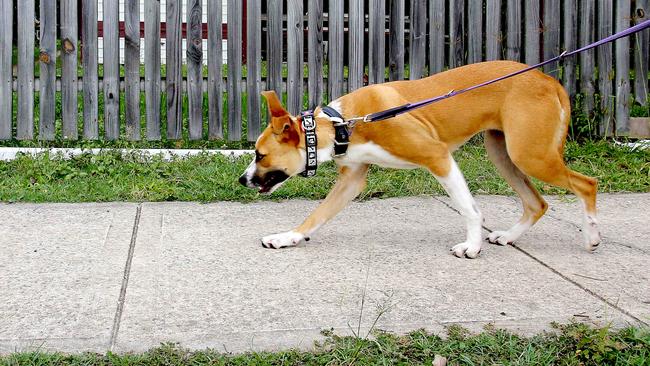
[362,19,650,123]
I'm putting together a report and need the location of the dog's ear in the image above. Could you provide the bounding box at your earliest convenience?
[262,91,300,145]
[261,90,288,117]
[269,115,300,145]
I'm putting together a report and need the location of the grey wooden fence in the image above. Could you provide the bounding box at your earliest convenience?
[2,0,649,142]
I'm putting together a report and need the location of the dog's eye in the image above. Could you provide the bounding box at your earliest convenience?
[255,151,266,162]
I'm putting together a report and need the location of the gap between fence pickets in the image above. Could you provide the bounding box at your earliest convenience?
[0,147,254,162]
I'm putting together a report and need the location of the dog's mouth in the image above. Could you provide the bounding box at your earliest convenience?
[257,170,290,194]
[258,184,274,194]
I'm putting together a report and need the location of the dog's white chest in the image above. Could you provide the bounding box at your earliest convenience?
[339,142,419,169]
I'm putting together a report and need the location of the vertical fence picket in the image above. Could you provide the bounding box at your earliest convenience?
[329,0,344,100]
[542,0,560,77]
[17,0,35,140]
[125,0,141,140]
[246,0,261,140]
[61,0,78,140]
[598,0,614,135]
[348,0,365,91]
[267,0,283,99]
[166,0,182,139]
[308,0,324,108]
[103,0,120,140]
[83,0,99,139]
[389,0,404,81]
[0,0,10,140]
[188,0,204,140]
[429,0,445,74]
[409,0,426,78]
[562,0,577,99]
[615,1,631,134]
[524,0,540,65]
[287,0,304,114]
[208,0,223,139]
[39,0,56,140]
[449,0,465,68]
[634,0,649,105]
[368,0,385,84]
[506,0,521,61]
[227,0,242,140]
[579,0,596,116]
[145,0,161,140]
[467,0,483,64]
[16,0,36,140]
[485,0,501,61]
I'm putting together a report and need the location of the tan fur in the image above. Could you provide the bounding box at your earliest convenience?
[243,60,600,255]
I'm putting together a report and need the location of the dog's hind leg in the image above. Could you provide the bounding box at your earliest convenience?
[508,149,601,251]
[484,130,548,245]
[503,132,600,251]
[498,86,600,251]
[261,164,369,249]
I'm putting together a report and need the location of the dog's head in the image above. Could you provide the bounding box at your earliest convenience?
[238,91,306,194]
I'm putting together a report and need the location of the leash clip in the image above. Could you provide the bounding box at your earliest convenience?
[345,115,370,127]
[330,116,347,127]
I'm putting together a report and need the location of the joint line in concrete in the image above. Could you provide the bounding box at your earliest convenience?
[510,244,648,326]
[108,203,142,351]
[432,196,648,326]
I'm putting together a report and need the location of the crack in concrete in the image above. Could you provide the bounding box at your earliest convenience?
[432,195,649,326]
[108,204,142,351]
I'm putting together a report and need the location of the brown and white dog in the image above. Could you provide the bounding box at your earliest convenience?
[239,61,601,258]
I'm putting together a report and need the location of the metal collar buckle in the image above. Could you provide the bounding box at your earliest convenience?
[301,113,316,131]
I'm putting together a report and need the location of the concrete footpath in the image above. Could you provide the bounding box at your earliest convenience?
[1,194,649,354]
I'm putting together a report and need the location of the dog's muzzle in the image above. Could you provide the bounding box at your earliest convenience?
[239,169,289,194]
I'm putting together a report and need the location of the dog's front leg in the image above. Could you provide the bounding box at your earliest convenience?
[433,158,484,258]
[261,164,370,249]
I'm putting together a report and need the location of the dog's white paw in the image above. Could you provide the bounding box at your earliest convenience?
[261,231,304,249]
[487,230,516,246]
[450,241,482,259]
[583,216,601,252]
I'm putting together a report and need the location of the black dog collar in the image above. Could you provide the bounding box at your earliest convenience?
[300,111,318,177]
[299,106,350,178]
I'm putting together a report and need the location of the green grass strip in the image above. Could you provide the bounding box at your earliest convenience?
[0,141,648,203]
[1,323,649,365]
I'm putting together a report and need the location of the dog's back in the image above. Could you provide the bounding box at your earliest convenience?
[335,61,568,149]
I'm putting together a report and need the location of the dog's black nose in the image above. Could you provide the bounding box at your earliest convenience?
[238,175,247,187]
